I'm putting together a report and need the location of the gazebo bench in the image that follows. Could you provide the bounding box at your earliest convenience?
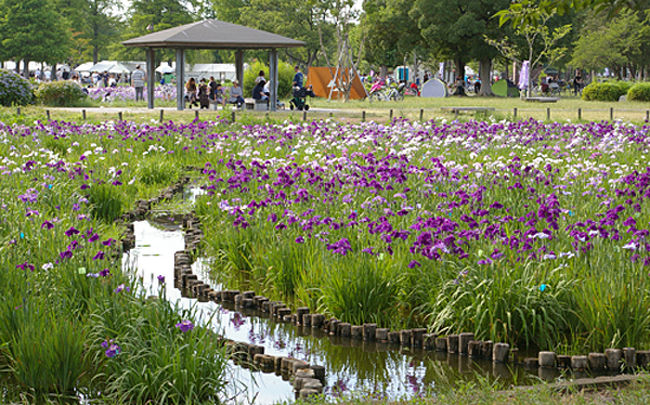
[245,98,269,111]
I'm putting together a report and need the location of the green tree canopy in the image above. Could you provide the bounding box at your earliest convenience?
[571,10,650,77]
[0,0,71,74]
[410,0,510,95]
[361,0,423,70]
[117,0,197,61]
[210,0,336,68]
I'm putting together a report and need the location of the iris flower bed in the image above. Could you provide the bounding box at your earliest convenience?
[0,119,228,402]
[86,85,176,102]
[1,115,648,401]
[191,117,650,353]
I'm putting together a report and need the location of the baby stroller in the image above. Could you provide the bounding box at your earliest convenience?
[290,86,315,111]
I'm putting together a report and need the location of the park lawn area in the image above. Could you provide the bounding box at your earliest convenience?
[4,93,649,126]
[309,95,650,123]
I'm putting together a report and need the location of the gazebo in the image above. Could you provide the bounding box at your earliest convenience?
[122,19,305,111]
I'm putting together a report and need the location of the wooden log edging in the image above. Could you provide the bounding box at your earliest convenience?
[174,211,325,398]
[174,210,650,382]
[119,180,323,399]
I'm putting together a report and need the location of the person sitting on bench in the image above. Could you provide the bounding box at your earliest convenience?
[210,82,226,108]
[228,80,245,108]
[252,79,268,101]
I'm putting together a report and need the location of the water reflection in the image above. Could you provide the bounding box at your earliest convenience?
[129,219,544,403]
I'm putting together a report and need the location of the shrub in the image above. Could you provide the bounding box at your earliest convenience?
[243,60,294,99]
[627,82,650,102]
[0,69,33,106]
[35,80,88,106]
[582,80,632,101]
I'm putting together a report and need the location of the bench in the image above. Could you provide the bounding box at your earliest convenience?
[525,97,559,103]
[441,107,496,115]
[245,98,269,111]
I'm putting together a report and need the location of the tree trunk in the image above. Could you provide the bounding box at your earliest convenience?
[15,60,20,73]
[93,46,99,64]
[478,58,494,97]
[380,65,388,77]
[454,58,464,81]
[23,60,30,78]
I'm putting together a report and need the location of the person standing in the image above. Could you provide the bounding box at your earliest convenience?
[131,65,146,102]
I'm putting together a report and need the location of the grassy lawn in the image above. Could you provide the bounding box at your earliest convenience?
[3,94,648,125]
[309,94,650,123]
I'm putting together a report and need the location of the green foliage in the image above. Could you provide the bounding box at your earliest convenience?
[412,0,511,76]
[361,0,423,68]
[426,264,574,349]
[88,293,228,404]
[215,0,337,67]
[320,259,399,327]
[54,0,121,65]
[581,80,632,101]
[0,69,33,106]
[35,81,89,107]
[87,183,123,222]
[4,311,90,397]
[138,160,180,186]
[571,10,650,75]
[243,60,294,98]
[627,82,650,102]
[116,0,196,61]
[0,0,71,65]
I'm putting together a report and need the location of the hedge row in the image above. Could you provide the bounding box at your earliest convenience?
[582,81,650,102]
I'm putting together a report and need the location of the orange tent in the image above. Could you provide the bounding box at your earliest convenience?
[306,67,367,100]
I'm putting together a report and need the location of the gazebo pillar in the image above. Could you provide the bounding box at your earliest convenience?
[175,48,185,110]
[146,48,155,109]
[235,50,244,86]
[269,48,278,111]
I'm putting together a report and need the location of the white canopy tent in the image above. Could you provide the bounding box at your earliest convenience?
[75,62,95,72]
[156,62,175,74]
[107,63,131,74]
[188,63,237,81]
[420,78,448,98]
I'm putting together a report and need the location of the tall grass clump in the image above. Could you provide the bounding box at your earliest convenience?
[87,183,123,222]
[138,160,180,186]
[320,258,400,327]
[88,288,228,404]
[426,263,575,350]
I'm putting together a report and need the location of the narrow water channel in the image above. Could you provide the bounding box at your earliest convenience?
[124,217,550,404]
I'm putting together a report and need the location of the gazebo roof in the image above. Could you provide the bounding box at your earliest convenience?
[122,19,305,49]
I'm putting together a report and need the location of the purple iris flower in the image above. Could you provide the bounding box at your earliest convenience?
[65,226,80,236]
[408,260,421,268]
[114,284,130,293]
[175,320,195,332]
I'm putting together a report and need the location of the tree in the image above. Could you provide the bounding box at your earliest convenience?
[118,0,197,61]
[410,0,511,96]
[571,10,650,79]
[497,0,650,26]
[487,1,572,97]
[361,0,422,74]
[211,0,336,69]
[0,0,71,76]
[55,0,121,64]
